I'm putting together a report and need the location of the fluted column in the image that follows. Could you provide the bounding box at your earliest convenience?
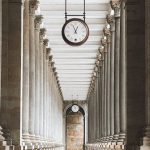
[119,0,126,141]
[110,0,121,140]
[100,48,105,138]
[39,28,46,138]
[43,38,49,139]
[48,55,52,140]
[29,0,38,139]
[95,61,100,140]
[34,15,43,140]
[104,28,111,138]
[98,54,103,139]
[101,38,107,138]
[46,48,51,140]
[22,0,30,141]
[141,0,150,148]
[107,14,115,139]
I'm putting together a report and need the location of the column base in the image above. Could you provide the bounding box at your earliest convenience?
[111,134,119,144]
[117,133,126,145]
[140,126,150,150]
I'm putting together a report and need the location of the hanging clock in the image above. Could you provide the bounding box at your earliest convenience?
[62,18,89,46]
[71,104,79,112]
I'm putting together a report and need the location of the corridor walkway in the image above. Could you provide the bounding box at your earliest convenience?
[0,0,149,150]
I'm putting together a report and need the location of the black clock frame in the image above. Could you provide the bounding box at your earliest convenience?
[62,18,89,46]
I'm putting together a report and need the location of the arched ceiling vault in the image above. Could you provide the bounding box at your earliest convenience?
[39,0,111,101]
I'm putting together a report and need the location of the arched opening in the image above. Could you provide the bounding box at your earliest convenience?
[66,105,85,150]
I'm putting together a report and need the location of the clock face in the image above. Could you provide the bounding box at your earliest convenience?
[71,105,79,113]
[62,18,89,46]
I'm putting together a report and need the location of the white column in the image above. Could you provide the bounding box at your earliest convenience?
[29,0,38,139]
[39,28,46,139]
[106,31,111,138]
[101,38,107,138]
[46,48,51,140]
[43,39,49,139]
[119,0,126,141]
[141,0,150,148]
[22,0,30,142]
[110,0,121,140]
[34,15,42,140]
[107,14,115,138]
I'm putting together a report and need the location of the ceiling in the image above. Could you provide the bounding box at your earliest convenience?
[39,0,111,101]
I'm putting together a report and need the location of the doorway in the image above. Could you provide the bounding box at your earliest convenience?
[66,105,85,150]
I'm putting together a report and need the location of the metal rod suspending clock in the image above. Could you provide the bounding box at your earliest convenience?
[65,0,86,21]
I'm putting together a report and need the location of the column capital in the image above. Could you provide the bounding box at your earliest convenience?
[51,61,55,68]
[103,27,111,36]
[98,46,104,53]
[110,0,121,17]
[107,35,111,44]
[106,14,115,31]
[49,55,53,62]
[29,0,39,15]
[101,38,107,47]
[43,39,49,46]
[40,28,46,41]
[103,27,111,44]
[46,48,51,59]
[35,15,43,30]
[95,59,100,67]
[94,66,98,73]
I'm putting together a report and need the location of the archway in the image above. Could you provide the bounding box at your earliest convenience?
[66,105,85,150]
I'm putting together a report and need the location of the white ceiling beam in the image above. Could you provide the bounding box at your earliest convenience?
[52,49,98,53]
[40,0,110,4]
[54,59,96,65]
[60,82,90,85]
[50,44,99,49]
[44,24,105,31]
[46,30,103,36]
[40,4,109,11]
[53,53,96,59]
[40,18,106,25]
[60,79,91,82]
[56,65,94,70]
[41,11,108,20]
[61,85,89,87]
[58,74,92,77]
[47,36,101,43]
[49,40,100,45]
[57,70,93,74]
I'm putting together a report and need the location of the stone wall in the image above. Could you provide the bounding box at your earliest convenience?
[67,112,84,150]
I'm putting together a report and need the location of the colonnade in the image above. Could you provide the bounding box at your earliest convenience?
[86,0,126,149]
[21,0,64,149]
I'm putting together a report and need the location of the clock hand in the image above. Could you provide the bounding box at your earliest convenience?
[71,24,76,33]
[75,26,79,34]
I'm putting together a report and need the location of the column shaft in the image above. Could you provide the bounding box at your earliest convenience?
[39,28,46,138]
[110,29,115,136]
[120,0,126,134]
[96,67,100,140]
[34,15,42,137]
[107,39,111,137]
[99,64,102,138]
[22,0,29,137]
[29,1,37,136]
[43,39,48,138]
[104,50,108,137]
[101,59,105,137]
[113,6,121,136]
